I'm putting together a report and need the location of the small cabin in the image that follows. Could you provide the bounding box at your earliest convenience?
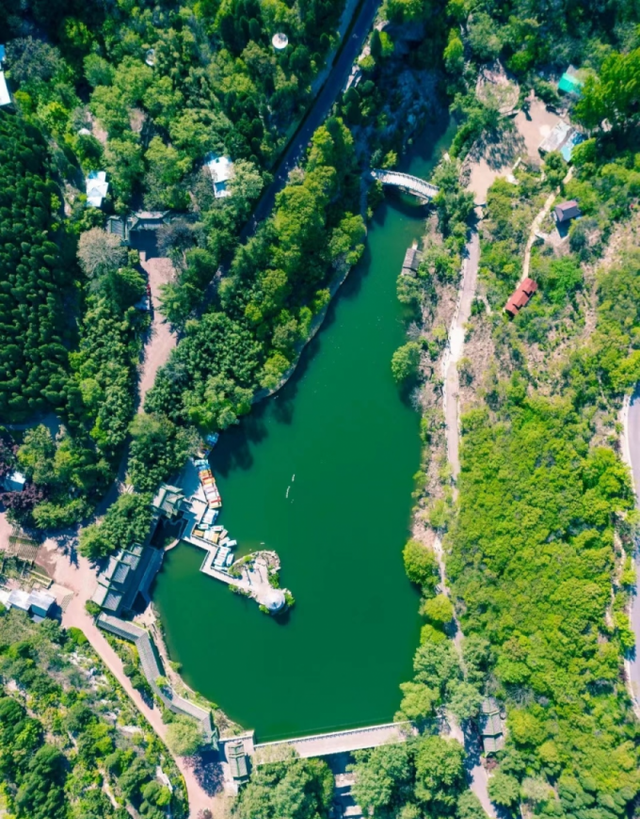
[505,277,538,318]
[401,247,422,277]
[554,199,581,224]
[479,698,505,755]
[205,153,234,198]
[558,68,584,97]
[86,171,109,208]
[227,741,249,781]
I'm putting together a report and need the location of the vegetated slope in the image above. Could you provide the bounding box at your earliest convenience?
[0,111,73,421]
[143,117,365,433]
[0,607,188,819]
[1,0,347,213]
[446,149,640,816]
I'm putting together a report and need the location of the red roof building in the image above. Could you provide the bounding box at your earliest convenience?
[505,278,538,317]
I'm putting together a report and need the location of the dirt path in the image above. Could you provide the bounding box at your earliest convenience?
[432,230,496,816]
[138,254,178,405]
[441,231,480,484]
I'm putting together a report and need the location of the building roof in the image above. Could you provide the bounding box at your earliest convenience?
[228,742,249,779]
[538,121,571,155]
[153,484,185,518]
[3,471,26,491]
[103,590,123,611]
[555,200,581,222]
[560,130,585,162]
[28,590,55,612]
[8,590,31,611]
[0,71,10,107]
[272,32,289,50]
[482,735,504,754]
[263,588,286,612]
[480,711,503,737]
[402,247,422,273]
[505,279,539,316]
[0,45,6,63]
[558,72,584,96]
[92,584,109,606]
[112,563,131,584]
[94,545,154,615]
[205,153,233,198]
[86,171,109,208]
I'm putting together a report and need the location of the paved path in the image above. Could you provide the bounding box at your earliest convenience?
[254,721,414,759]
[621,393,640,714]
[138,253,177,404]
[46,545,215,817]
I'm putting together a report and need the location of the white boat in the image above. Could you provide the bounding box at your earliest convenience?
[225,552,234,566]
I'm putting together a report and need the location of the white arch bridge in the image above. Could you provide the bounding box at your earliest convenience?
[371,169,439,202]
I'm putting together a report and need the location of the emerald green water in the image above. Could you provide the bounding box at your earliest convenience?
[153,120,454,741]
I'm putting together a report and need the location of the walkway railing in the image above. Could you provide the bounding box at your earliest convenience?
[253,720,415,760]
[97,613,216,743]
[370,169,439,201]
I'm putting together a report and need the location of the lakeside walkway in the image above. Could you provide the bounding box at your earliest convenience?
[435,228,496,818]
[97,613,215,743]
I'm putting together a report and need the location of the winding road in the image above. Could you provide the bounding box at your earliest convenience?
[622,392,640,712]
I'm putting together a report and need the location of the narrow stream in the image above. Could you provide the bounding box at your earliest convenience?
[153,117,455,741]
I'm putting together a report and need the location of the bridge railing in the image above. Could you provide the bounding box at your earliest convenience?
[370,169,439,200]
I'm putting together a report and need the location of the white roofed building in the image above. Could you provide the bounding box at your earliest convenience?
[86,171,109,208]
[205,153,234,198]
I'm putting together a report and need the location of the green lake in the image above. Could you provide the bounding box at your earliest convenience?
[153,119,454,741]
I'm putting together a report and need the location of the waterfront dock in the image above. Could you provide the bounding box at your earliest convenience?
[160,441,293,614]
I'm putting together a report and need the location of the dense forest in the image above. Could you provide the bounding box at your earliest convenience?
[0,0,353,529]
[0,114,74,421]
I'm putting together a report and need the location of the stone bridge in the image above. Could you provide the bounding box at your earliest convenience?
[371,169,439,202]
[252,720,415,761]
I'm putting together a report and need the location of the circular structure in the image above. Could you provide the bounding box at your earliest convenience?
[272,32,289,51]
[263,588,286,613]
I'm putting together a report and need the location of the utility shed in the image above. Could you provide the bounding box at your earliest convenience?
[205,153,234,198]
[401,246,422,277]
[558,70,584,97]
[86,171,109,207]
[228,742,249,781]
[505,278,538,318]
[479,698,505,755]
[554,199,581,223]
